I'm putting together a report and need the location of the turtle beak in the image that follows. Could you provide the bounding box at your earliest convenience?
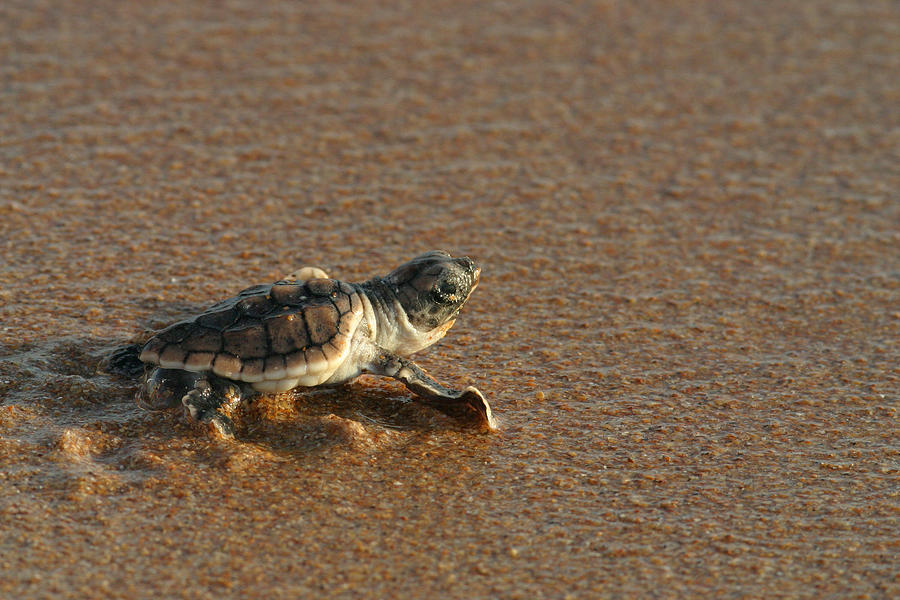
[455,256,480,291]
[458,256,479,278]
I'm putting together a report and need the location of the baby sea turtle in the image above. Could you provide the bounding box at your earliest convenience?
[114,251,496,438]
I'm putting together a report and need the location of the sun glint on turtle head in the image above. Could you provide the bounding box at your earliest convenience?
[384,251,481,333]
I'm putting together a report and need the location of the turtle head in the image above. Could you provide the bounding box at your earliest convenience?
[385,251,481,335]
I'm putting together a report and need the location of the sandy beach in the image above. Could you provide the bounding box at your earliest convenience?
[1,1,898,598]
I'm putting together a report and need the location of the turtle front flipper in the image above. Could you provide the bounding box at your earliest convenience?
[181,375,243,439]
[366,352,497,430]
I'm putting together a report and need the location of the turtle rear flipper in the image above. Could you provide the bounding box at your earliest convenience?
[99,343,146,378]
[367,351,497,430]
[181,377,242,439]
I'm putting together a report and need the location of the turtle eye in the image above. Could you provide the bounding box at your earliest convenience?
[431,281,457,304]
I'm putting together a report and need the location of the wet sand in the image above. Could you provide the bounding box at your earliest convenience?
[2,1,898,598]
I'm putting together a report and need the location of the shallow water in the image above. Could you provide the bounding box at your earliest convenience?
[2,1,899,598]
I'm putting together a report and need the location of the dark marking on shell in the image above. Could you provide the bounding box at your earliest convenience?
[269,283,306,306]
[223,326,268,358]
[236,296,271,318]
[158,322,193,344]
[196,308,239,330]
[304,303,339,345]
[182,326,222,353]
[306,278,334,297]
[267,314,311,354]
[332,291,351,315]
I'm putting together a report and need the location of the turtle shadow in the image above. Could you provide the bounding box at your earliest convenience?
[117,381,480,471]
[0,332,485,480]
[229,380,478,456]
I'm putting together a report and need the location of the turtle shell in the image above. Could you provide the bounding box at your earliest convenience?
[139,278,364,392]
